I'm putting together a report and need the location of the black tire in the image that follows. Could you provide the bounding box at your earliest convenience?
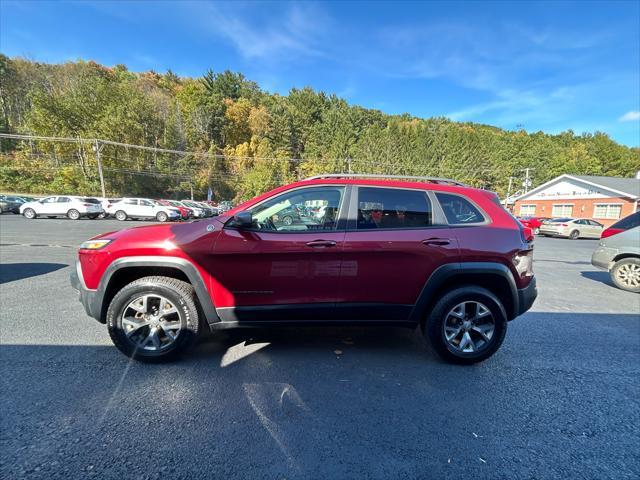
[569,230,579,240]
[156,211,168,222]
[67,209,80,220]
[282,215,293,226]
[423,286,508,365]
[23,208,36,219]
[107,276,201,362]
[610,258,640,293]
[115,210,127,221]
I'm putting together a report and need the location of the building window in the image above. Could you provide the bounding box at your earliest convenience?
[552,204,574,217]
[593,204,622,219]
[519,204,536,216]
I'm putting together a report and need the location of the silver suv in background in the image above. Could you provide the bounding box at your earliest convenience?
[591,212,640,293]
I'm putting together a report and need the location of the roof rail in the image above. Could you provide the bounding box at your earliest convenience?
[303,173,468,187]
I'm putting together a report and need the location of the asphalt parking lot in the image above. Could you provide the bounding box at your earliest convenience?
[1,214,638,479]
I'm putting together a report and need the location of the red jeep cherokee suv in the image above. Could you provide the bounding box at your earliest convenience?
[70,174,537,364]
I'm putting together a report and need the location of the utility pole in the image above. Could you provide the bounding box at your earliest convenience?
[507,176,515,200]
[93,139,106,198]
[190,182,194,200]
[522,168,534,194]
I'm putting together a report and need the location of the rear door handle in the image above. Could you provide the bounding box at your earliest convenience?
[306,240,337,248]
[421,238,451,246]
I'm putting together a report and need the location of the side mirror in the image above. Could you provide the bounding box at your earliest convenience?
[233,211,253,228]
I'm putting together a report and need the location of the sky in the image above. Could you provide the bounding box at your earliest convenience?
[1,0,639,146]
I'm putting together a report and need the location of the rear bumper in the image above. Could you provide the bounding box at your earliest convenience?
[70,261,103,322]
[516,277,537,317]
[591,246,617,271]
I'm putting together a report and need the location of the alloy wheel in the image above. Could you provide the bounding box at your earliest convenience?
[121,294,182,352]
[616,263,640,289]
[443,301,495,353]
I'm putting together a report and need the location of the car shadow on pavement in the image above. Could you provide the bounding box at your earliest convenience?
[580,270,616,288]
[1,312,639,479]
[0,262,68,284]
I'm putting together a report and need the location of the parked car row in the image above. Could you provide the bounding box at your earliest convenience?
[5,194,232,221]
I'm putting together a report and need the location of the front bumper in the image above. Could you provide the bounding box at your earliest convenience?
[516,276,537,317]
[70,261,103,322]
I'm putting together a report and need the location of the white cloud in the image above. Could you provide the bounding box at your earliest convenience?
[195,2,329,60]
[619,111,640,122]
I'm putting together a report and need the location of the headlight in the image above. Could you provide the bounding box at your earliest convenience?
[80,239,112,250]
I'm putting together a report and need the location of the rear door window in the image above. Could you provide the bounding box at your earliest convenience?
[356,187,433,229]
[435,193,485,225]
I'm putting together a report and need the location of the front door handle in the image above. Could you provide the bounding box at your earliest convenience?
[422,238,451,246]
[306,240,337,248]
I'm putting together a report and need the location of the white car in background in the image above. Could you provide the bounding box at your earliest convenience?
[538,218,605,239]
[20,195,104,220]
[108,198,181,222]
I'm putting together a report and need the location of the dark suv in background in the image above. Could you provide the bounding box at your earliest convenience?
[71,174,537,364]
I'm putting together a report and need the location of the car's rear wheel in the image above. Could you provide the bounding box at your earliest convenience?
[423,286,507,364]
[23,208,36,219]
[156,211,168,222]
[282,215,293,225]
[569,230,580,240]
[115,210,127,221]
[107,276,201,361]
[610,258,640,293]
[67,209,80,220]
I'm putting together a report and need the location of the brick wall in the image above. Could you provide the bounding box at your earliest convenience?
[513,197,637,226]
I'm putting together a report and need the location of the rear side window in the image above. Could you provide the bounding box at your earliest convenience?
[124,199,137,205]
[611,211,640,230]
[435,193,485,225]
[357,187,432,229]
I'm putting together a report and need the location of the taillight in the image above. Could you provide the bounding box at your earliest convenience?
[83,203,91,207]
[522,226,534,242]
[601,227,623,239]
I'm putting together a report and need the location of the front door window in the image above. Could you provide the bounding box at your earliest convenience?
[248,187,345,232]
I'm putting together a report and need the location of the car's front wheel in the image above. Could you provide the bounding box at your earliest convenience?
[106,276,201,361]
[610,258,640,293]
[23,208,36,219]
[423,286,507,364]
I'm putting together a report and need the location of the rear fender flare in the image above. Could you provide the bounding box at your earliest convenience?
[409,262,519,322]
